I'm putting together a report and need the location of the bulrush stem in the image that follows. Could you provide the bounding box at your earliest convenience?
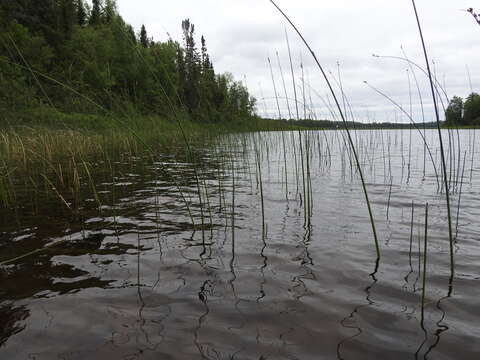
[421,203,429,320]
[411,0,454,287]
[269,0,380,259]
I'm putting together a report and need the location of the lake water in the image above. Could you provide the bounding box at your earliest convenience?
[1,129,479,359]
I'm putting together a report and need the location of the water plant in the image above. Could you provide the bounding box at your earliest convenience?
[269,0,380,259]
[411,0,454,286]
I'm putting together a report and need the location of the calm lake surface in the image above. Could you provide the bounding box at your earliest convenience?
[1,129,479,359]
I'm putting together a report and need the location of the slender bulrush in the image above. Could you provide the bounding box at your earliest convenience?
[285,28,300,121]
[276,51,293,119]
[455,152,468,239]
[269,0,380,259]
[421,203,429,319]
[411,0,454,287]
[364,81,440,191]
[386,176,393,221]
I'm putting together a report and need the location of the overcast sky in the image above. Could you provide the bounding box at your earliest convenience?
[114,0,479,122]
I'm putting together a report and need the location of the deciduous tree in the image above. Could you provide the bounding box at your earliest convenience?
[464,92,480,125]
[445,96,463,126]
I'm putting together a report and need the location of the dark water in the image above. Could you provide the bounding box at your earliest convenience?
[1,129,479,359]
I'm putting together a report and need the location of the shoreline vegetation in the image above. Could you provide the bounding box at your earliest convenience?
[0,0,302,213]
[1,0,477,169]
[0,0,478,217]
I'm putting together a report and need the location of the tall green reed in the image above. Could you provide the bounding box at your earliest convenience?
[411,0,454,287]
[270,0,380,258]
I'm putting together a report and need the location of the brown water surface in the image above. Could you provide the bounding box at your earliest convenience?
[1,129,479,359]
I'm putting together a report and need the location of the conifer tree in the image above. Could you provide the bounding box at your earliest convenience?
[181,19,201,112]
[90,0,101,26]
[140,24,148,48]
[76,0,86,26]
[200,35,208,69]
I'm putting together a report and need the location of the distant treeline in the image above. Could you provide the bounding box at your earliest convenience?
[262,118,440,129]
[0,0,256,124]
[445,93,480,127]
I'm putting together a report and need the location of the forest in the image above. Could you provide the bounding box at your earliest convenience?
[0,0,257,127]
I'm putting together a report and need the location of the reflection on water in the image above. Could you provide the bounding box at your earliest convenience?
[337,260,379,360]
[1,130,480,359]
[0,304,29,347]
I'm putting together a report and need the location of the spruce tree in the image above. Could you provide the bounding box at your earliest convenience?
[140,24,148,48]
[76,0,86,26]
[201,36,208,69]
[90,0,101,25]
[181,19,201,112]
